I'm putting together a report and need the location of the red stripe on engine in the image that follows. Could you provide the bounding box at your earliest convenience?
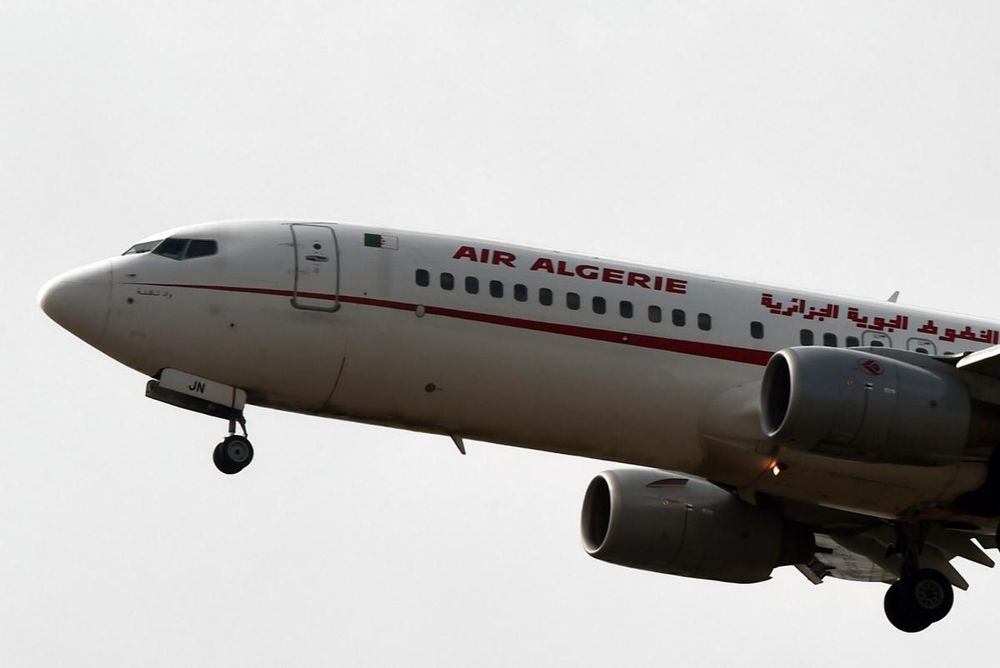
[126,282,773,366]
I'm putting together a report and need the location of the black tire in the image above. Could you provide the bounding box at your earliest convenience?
[884,581,931,633]
[905,569,954,624]
[213,436,252,475]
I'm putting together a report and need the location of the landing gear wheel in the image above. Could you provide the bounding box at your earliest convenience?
[884,581,930,633]
[906,569,953,623]
[883,569,953,632]
[213,434,254,475]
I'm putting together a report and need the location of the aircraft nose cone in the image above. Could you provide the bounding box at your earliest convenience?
[39,260,112,346]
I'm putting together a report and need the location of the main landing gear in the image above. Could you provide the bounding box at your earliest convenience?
[882,524,954,633]
[213,417,254,475]
[883,569,954,633]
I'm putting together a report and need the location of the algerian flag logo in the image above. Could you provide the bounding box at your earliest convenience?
[363,233,399,250]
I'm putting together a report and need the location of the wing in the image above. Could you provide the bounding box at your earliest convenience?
[956,344,1000,378]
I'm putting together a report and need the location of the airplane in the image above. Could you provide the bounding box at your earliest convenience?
[38,219,1000,633]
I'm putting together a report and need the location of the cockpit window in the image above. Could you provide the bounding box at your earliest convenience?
[122,240,162,255]
[185,239,218,259]
[151,238,219,260]
[153,238,189,259]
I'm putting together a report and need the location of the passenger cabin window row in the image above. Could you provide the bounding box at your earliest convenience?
[417,270,936,353]
[416,269,712,329]
[416,268,945,354]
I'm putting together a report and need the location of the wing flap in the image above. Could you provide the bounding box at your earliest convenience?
[808,534,894,584]
[926,526,995,568]
[802,527,994,590]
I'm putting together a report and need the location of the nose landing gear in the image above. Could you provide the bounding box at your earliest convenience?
[213,418,254,475]
[144,371,255,475]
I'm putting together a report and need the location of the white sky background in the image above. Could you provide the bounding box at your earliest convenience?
[2,1,1000,665]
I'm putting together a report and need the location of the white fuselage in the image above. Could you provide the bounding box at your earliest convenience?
[40,220,1000,522]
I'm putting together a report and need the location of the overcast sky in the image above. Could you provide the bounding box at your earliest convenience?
[3,1,1000,665]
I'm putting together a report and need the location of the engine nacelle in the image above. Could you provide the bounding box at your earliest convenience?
[581,469,813,583]
[761,347,970,465]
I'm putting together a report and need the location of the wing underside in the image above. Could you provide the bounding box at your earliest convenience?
[797,527,995,589]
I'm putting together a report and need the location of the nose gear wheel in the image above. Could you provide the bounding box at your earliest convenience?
[213,434,254,474]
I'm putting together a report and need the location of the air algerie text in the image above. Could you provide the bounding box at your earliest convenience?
[452,245,687,294]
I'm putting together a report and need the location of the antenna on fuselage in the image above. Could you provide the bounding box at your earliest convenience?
[888,291,900,303]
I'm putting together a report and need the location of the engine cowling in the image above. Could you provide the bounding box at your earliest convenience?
[581,469,813,583]
[760,347,971,465]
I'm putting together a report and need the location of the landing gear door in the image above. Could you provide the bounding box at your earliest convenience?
[290,224,340,312]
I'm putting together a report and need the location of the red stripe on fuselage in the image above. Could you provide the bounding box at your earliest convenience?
[125,282,773,366]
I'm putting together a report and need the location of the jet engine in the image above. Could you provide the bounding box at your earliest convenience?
[760,347,973,465]
[581,469,813,583]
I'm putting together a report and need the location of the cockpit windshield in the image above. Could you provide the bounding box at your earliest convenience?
[122,240,162,255]
[154,238,218,260]
[122,238,219,260]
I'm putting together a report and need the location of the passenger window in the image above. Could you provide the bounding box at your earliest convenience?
[490,280,504,298]
[648,305,662,323]
[698,313,712,331]
[823,333,837,347]
[593,296,607,314]
[800,329,814,345]
[672,309,686,327]
[415,269,430,287]
[440,273,455,290]
[465,277,479,294]
[846,336,860,348]
[153,238,188,260]
[916,347,929,354]
[870,340,885,347]
[539,288,553,306]
[567,292,581,310]
[514,284,528,302]
[185,240,218,259]
[620,301,633,318]
[750,321,764,339]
